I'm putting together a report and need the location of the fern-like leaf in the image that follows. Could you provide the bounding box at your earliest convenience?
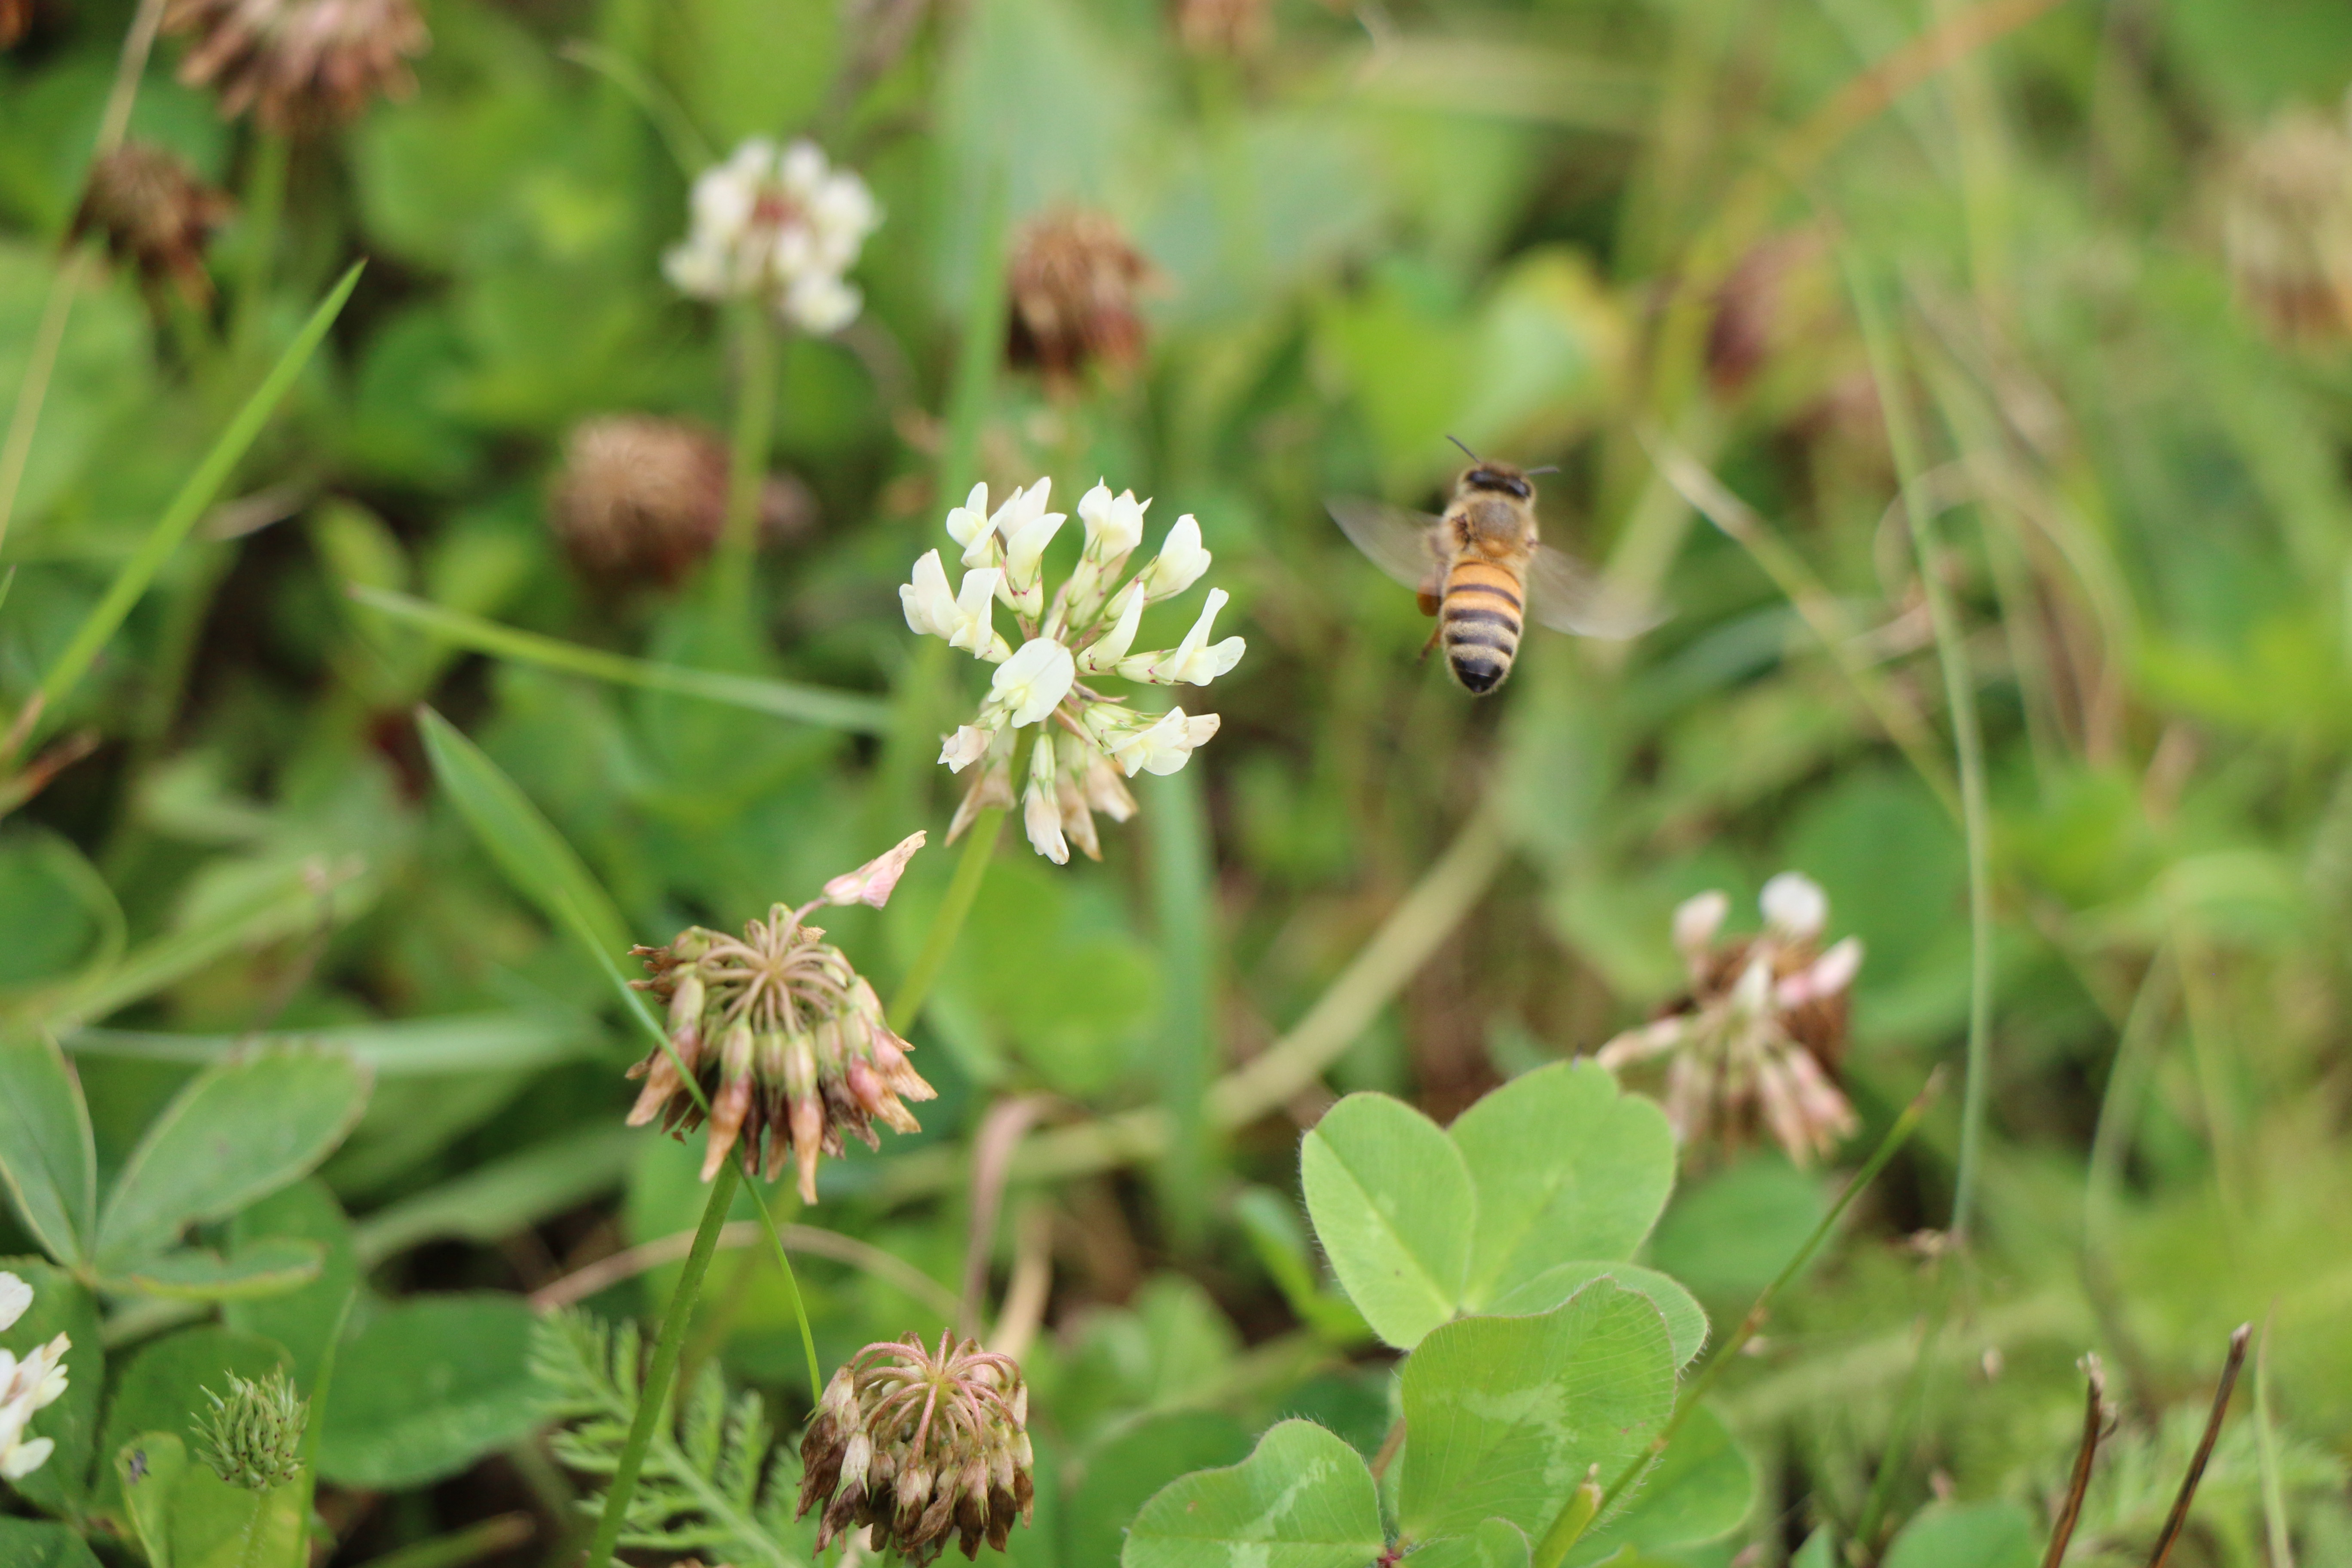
[530,1307,818,1567]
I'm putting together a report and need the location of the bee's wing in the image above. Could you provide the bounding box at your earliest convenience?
[1327,496,1444,595]
[1526,544,1667,639]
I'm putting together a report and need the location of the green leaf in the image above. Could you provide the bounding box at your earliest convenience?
[1563,1406,1754,1565]
[1234,1186,1372,1344]
[1123,1419,1386,1568]
[0,1517,105,1568]
[37,263,363,715]
[1407,1519,1531,1568]
[0,1258,103,1515]
[1485,1262,1707,1368]
[94,1046,372,1267]
[1301,1093,1475,1350]
[225,1179,359,1393]
[1880,1503,2038,1568]
[415,704,635,960]
[1448,1061,1675,1310]
[95,1327,291,1517]
[101,1237,324,1301]
[118,1431,190,1568]
[354,586,891,731]
[1396,1283,1678,1542]
[0,1033,95,1263]
[318,1294,541,1489]
[350,1125,635,1265]
[164,1458,304,1568]
[1066,1412,1254,1568]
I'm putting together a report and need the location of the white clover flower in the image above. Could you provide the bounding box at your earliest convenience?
[0,1271,70,1483]
[902,476,1247,859]
[1599,877,1862,1167]
[663,137,880,334]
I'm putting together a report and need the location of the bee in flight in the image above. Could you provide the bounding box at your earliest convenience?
[1327,443,1659,694]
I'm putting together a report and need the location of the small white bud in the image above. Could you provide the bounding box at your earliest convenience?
[1760,873,1828,941]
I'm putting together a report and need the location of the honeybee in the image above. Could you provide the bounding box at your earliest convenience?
[1327,447,1659,694]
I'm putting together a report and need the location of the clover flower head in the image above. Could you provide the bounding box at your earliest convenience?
[623,833,937,1197]
[798,1331,1034,1565]
[195,1369,306,1491]
[71,142,234,304]
[664,138,880,334]
[903,477,1246,862]
[551,414,814,585]
[1599,873,1862,1166]
[0,1270,71,1482]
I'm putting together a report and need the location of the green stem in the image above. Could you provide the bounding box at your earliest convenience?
[1146,765,1216,1246]
[582,1160,741,1568]
[1580,1078,1939,1537]
[232,129,289,358]
[1529,1471,1603,1568]
[888,806,1005,1035]
[713,302,778,618]
[0,0,168,553]
[1844,251,1997,1243]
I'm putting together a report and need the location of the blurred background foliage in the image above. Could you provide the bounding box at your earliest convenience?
[5,0,2352,1559]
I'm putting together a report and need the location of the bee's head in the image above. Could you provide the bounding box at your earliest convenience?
[1458,462,1534,502]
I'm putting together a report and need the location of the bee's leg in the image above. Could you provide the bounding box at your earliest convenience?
[1419,622,1443,662]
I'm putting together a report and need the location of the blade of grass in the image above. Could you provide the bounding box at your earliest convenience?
[64,1011,599,1075]
[34,262,364,720]
[416,708,827,1442]
[1844,249,1997,1243]
[2254,1312,2294,1568]
[365,592,889,732]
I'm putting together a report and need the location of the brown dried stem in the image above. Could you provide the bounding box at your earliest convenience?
[2043,1354,2107,1568]
[2145,1325,2251,1568]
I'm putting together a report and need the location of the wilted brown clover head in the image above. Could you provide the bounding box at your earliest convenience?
[164,0,429,131]
[549,414,815,586]
[1006,209,1155,389]
[72,142,234,305]
[624,833,935,1197]
[797,1331,1034,1565]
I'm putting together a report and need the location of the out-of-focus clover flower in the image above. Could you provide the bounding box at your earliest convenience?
[2220,102,2352,343]
[1006,209,1155,389]
[71,142,234,305]
[195,1369,306,1491]
[798,1331,1034,1565]
[162,0,428,131]
[0,1269,70,1482]
[903,478,1243,863]
[664,138,880,334]
[549,414,815,585]
[1598,873,1862,1166]
[625,833,936,1197]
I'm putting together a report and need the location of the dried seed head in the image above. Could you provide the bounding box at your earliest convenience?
[549,414,815,585]
[624,835,936,1197]
[798,1332,1034,1564]
[1173,0,1269,56]
[1006,210,1155,389]
[194,1369,306,1491]
[2219,104,2352,343]
[71,142,235,304]
[164,0,429,132]
[1598,874,1862,1166]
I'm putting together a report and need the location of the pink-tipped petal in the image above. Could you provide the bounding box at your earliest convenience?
[823,830,928,908]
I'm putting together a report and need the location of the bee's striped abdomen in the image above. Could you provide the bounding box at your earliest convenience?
[1441,559,1524,693]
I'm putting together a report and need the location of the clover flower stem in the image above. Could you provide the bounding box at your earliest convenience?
[1844,253,1995,1245]
[0,0,166,553]
[581,1159,742,1568]
[231,129,289,358]
[887,805,1005,1036]
[1567,1075,1940,1563]
[1145,765,1216,1245]
[940,169,1012,504]
[714,300,778,609]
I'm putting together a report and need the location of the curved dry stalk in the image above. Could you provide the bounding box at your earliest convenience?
[2043,1354,2107,1568]
[2146,1325,2251,1568]
[960,1095,1051,1338]
[529,1219,960,1322]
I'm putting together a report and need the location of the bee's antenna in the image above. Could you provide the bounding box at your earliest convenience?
[1446,434,1480,462]
[1524,465,1561,476]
